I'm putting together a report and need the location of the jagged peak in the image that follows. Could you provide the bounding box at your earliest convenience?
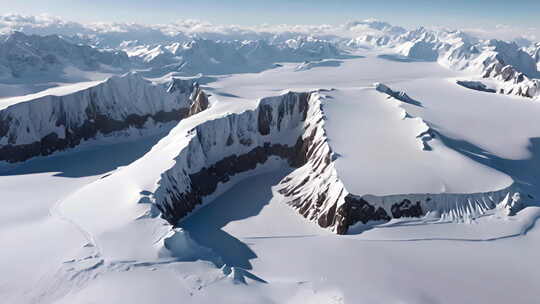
[166,77,198,94]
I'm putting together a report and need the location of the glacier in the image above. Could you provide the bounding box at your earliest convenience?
[0,15,539,304]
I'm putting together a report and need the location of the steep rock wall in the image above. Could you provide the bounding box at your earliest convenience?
[154,91,312,224]
[0,73,209,162]
[151,88,515,234]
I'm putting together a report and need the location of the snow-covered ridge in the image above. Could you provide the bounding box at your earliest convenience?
[145,86,516,234]
[0,73,209,163]
[153,91,313,224]
[4,16,540,100]
[481,59,540,98]
[126,37,349,76]
[0,30,350,82]
[347,26,540,100]
[0,31,129,81]
[277,85,516,234]
[374,83,435,150]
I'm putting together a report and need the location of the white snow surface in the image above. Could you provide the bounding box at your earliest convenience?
[1,46,540,304]
[324,87,512,195]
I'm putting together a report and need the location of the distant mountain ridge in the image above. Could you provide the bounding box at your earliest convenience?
[1,16,540,99]
[0,31,130,81]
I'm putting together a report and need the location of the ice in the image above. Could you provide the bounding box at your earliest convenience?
[1,18,540,304]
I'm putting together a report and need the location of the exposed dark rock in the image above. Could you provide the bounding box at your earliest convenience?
[226,134,234,146]
[390,199,423,218]
[0,108,191,163]
[156,88,500,236]
[159,139,307,224]
[257,104,273,135]
[189,86,210,116]
[375,83,423,107]
[456,80,496,93]
[156,91,314,226]
[334,195,391,234]
[0,80,210,163]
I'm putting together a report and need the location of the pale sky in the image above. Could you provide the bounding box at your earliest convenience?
[3,0,540,29]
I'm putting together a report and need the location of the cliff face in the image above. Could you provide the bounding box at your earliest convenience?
[151,89,515,234]
[277,91,515,234]
[0,73,209,163]
[154,91,312,224]
[482,61,540,98]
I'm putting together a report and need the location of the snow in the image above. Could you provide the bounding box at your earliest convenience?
[294,59,343,71]
[181,170,540,304]
[0,79,103,110]
[1,25,540,304]
[324,87,512,195]
[0,132,165,303]
[0,73,205,163]
[0,31,129,83]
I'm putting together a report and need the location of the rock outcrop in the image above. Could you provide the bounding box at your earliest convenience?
[154,91,312,224]
[456,80,496,93]
[0,73,209,163]
[150,88,515,234]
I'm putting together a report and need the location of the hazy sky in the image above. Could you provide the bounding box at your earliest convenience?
[3,0,540,29]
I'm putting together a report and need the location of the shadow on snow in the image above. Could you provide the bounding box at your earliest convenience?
[437,133,540,204]
[0,132,168,178]
[178,169,293,270]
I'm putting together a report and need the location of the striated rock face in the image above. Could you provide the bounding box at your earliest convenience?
[189,87,210,116]
[276,86,514,234]
[349,26,540,100]
[486,40,538,78]
[151,88,515,235]
[0,73,209,163]
[153,91,312,224]
[440,39,540,99]
[482,61,540,98]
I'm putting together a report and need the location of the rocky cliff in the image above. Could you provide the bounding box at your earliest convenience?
[0,73,209,162]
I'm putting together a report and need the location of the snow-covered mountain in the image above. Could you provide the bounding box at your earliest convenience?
[2,14,540,304]
[124,37,347,76]
[344,19,407,36]
[4,15,539,101]
[530,43,540,65]
[0,73,209,163]
[345,25,540,99]
[344,19,408,49]
[112,85,515,235]
[0,31,130,81]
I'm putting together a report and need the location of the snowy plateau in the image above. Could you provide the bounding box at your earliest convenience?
[0,15,539,304]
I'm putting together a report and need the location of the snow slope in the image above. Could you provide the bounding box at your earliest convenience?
[1,32,540,304]
[0,31,129,81]
[126,37,350,77]
[352,27,540,100]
